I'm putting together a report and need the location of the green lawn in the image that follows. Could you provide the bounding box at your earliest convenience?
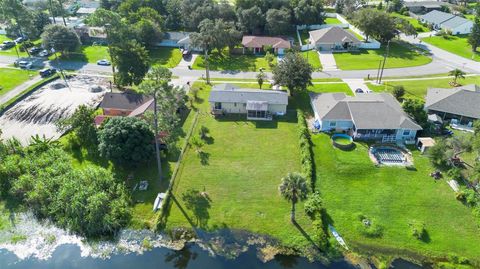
[392,13,429,32]
[193,51,276,72]
[0,68,35,97]
[0,35,28,57]
[290,83,353,113]
[149,47,182,68]
[422,35,480,62]
[165,84,316,250]
[56,45,110,63]
[325,17,342,24]
[313,133,480,263]
[299,30,310,45]
[366,75,480,99]
[347,29,364,41]
[334,41,432,70]
[301,50,322,70]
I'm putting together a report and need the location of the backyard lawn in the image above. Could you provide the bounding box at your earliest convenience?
[313,133,480,263]
[290,83,353,115]
[0,68,35,97]
[334,41,432,70]
[422,35,480,62]
[325,17,342,24]
[193,51,276,71]
[392,13,429,32]
[165,84,316,250]
[301,50,322,70]
[366,75,480,99]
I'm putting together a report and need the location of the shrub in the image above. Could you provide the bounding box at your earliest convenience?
[297,109,314,190]
[304,191,323,218]
[464,189,479,207]
[392,85,405,101]
[409,220,426,240]
[356,213,383,238]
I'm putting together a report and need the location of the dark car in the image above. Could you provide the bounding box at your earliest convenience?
[355,88,364,93]
[29,47,42,55]
[0,41,16,50]
[15,37,27,44]
[181,49,191,59]
[39,68,57,78]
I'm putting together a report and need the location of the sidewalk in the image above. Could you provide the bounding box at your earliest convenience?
[0,75,43,106]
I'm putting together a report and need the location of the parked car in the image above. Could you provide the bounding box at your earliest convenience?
[39,68,56,78]
[0,41,16,50]
[17,60,32,69]
[97,59,111,66]
[38,49,50,57]
[181,49,191,58]
[29,47,42,55]
[14,37,27,44]
[355,88,364,93]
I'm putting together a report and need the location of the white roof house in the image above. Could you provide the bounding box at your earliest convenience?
[421,10,473,35]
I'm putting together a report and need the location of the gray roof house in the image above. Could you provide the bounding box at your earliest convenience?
[405,1,450,14]
[309,27,361,51]
[310,92,422,142]
[209,84,288,121]
[425,84,480,127]
[155,32,199,51]
[421,10,473,35]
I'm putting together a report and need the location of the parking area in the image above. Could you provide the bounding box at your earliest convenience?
[0,75,107,144]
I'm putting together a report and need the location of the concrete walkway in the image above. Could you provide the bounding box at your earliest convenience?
[0,75,42,106]
[175,54,198,69]
[342,78,371,95]
[318,51,339,71]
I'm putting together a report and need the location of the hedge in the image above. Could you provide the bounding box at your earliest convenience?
[297,109,315,190]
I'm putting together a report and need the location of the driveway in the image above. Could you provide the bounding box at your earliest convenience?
[342,78,371,95]
[318,51,338,71]
[175,53,198,69]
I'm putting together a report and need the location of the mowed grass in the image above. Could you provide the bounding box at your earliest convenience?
[165,84,315,249]
[149,47,182,68]
[366,75,480,99]
[334,41,432,70]
[57,45,110,63]
[325,17,342,24]
[313,133,480,262]
[193,51,277,72]
[301,50,322,70]
[392,13,429,32]
[290,83,353,115]
[422,35,480,62]
[0,35,29,57]
[0,68,35,97]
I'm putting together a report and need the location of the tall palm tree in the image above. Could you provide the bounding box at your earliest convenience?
[279,173,308,223]
[449,69,466,85]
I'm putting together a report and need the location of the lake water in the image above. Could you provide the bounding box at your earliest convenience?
[0,244,356,269]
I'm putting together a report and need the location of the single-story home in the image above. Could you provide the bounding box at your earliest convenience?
[309,26,361,51]
[241,36,292,55]
[156,32,199,51]
[208,84,288,121]
[425,84,480,126]
[405,1,450,14]
[99,92,154,117]
[310,92,422,143]
[420,10,473,35]
[76,7,97,16]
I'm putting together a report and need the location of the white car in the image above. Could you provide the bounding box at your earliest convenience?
[97,59,111,66]
[17,60,32,69]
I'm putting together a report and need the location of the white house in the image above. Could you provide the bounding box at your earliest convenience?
[310,92,422,143]
[209,84,288,121]
[309,26,362,51]
[421,10,473,35]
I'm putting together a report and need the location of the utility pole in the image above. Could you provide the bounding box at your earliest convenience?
[153,90,162,182]
[104,24,116,85]
[48,0,56,24]
[378,40,390,84]
[204,49,210,84]
[375,60,382,84]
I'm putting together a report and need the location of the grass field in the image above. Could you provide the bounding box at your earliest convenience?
[165,84,316,250]
[422,35,480,62]
[150,47,182,68]
[0,35,29,57]
[56,45,110,63]
[334,41,432,70]
[325,17,342,24]
[366,75,480,99]
[301,50,322,70]
[0,68,35,97]
[392,13,429,32]
[193,51,276,71]
[313,133,480,263]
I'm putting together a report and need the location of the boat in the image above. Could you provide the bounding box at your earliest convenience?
[153,193,167,211]
[328,225,349,250]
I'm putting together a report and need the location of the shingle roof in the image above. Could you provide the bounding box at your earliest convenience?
[163,32,190,42]
[425,84,480,119]
[100,92,153,110]
[421,10,455,25]
[309,27,361,45]
[241,36,292,49]
[441,16,473,29]
[209,84,288,105]
[310,92,422,130]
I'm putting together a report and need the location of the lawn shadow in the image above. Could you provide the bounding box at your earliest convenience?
[170,194,197,230]
[198,151,210,166]
[180,188,212,229]
[293,220,322,250]
[274,254,299,268]
[255,120,278,129]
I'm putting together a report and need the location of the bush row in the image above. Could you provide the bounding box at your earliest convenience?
[304,192,328,250]
[297,109,315,190]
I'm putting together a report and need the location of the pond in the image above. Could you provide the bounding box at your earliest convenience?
[0,243,356,269]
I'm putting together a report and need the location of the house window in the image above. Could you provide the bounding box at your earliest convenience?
[329,122,336,127]
[403,130,410,136]
[214,102,222,110]
[234,102,237,107]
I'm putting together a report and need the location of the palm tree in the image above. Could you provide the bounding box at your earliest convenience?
[256,70,267,89]
[449,69,466,85]
[279,173,308,223]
